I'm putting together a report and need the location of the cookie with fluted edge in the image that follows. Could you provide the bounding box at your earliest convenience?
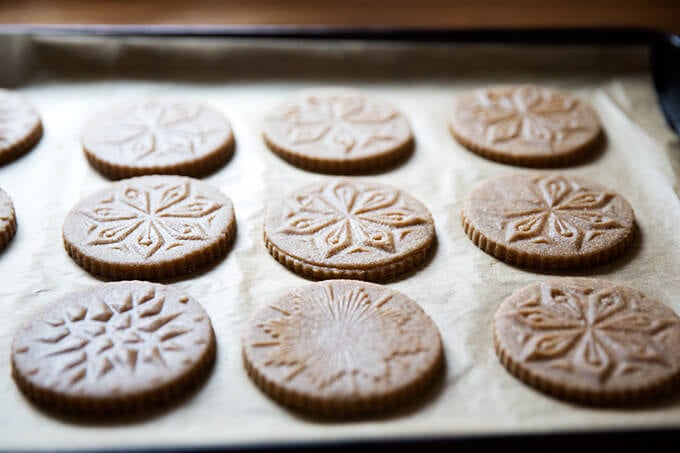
[63,175,236,280]
[243,280,444,418]
[0,88,43,166]
[263,178,435,281]
[494,278,680,405]
[449,85,602,167]
[262,88,413,174]
[461,173,634,269]
[11,281,216,415]
[82,99,234,179]
[0,188,17,253]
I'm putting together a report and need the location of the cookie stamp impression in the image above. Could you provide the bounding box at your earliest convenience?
[243,280,443,417]
[264,178,435,281]
[63,175,236,280]
[82,99,234,179]
[450,85,601,167]
[0,188,17,252]
[263,88,413,173]
[0,88,43,165]
[462,173,635,269]
[12,281,216,415]
[494,278,680,405]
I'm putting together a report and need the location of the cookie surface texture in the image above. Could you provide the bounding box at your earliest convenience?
[449,85,601,166]
[262,88,413,173]
[0,187,17,252]
[243,280,443,417]
[12,281,216,415]
[82,99,234,178]
[462,173,634,269]
[494,278,680,405]
[264,178,435,281]
[63,175,236,280]
[0,88,43,165]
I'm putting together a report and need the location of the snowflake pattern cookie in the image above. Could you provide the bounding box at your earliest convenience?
[449,85,602,167]
[243,280,443,417]
[63,175,236,280]
[494,278,680,405]
[11,281,216,415]
[462,173,635,269]
[262,88,413,174]
[82,99,234,179]
[0,88,43,166]
[264,178,435,281]
[0,187,17,253]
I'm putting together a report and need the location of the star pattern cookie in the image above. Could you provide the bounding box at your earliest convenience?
[0,88,43,166]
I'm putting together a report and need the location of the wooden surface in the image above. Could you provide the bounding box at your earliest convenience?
[1,0,680,34]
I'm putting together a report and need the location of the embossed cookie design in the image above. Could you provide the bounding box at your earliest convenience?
[264,178,435,281]
[262,88,413,173]
[11,281,216,415]
[243,280,443,417]
[82,99,234,179]
[494,278,680,405]
[63,175,236,280]
[450,85,602,167]
[0,188,17,253]
[0,88,43,165]
[462,173,635,269]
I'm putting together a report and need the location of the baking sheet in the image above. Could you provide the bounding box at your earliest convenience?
[0,34,679,450]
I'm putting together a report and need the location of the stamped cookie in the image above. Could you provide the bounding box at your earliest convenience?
[82,99,234,179]
[462,173,635,269]
[243,280,443,417]
[264,178,435,281]
[262,88,413,173]
[0,188,17,252]
[63,175,236,280]
[0,88,43,165]
[449,85,602,167]
[494,278,680,405]
[11,281,216,415]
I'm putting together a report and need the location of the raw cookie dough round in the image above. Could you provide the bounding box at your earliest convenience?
[63,175,236,280]
[82,99,234,179]
[264,178,435,281]
[494,278,680,405]
[0,88,43,165]
[0,187,17,253]
[243,280,444,417]
[449,85,602,167]
[12,281,216,415]
[262,88,413,174]
[462,173,635,269]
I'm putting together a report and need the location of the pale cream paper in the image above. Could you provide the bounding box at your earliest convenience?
[0,36,678,449]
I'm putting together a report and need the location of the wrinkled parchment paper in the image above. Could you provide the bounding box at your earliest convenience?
[0,35,679,450]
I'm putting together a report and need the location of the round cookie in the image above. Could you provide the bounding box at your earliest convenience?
[243,280,443,417]
[0,88,43,166]
[494,278,680,405]
[449,85,602,167]
[264,178,435,281]
[82,99,234,179]
[63,175,236,280]
[461,173,635,269]
[0,187,17,252]
[12,281,216,415]
[262,88,413,174]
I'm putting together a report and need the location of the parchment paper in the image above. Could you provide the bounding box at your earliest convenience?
[0,35,679,450]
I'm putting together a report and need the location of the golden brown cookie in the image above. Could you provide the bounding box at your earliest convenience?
[0,187,17,253]
[243,280,443,417]
[264,178,435,281]
[449,85,602,167]
[63,175,236,280]
[82,99,234,179]
[11,281,216,415]
[494,278,680,405]
[262,88,413,174]
[0,88,43,166]
[462,173,634,269]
